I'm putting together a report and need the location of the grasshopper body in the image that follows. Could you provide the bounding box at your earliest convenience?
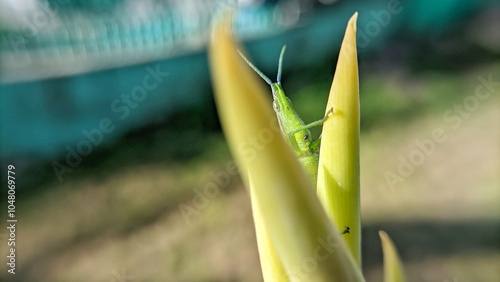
[239,46,330,184]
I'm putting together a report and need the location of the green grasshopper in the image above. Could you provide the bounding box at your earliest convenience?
[239,46,333,184]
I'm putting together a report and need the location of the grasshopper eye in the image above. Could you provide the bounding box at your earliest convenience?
[273,101,280,111]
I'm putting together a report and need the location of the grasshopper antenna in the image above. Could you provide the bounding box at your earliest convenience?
[238,50,273,86]
[277,45,286,83]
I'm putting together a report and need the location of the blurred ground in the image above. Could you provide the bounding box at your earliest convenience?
[1,62,498,281]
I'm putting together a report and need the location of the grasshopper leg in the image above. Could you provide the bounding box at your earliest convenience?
[311,134,322,151]
[288,107,334,139]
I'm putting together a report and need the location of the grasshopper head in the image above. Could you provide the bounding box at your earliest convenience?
[271,83,281,98]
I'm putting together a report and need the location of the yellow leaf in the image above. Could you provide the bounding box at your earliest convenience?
[317,12,361,266]
[209,13,364,281]
[250,183,289,281]
[379,231,408,282]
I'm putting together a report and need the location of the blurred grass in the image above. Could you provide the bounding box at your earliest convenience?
[1,62,498,281]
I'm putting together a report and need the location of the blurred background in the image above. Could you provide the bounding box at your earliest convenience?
[0,0,498,281]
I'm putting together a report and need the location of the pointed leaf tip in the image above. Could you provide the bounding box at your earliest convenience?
[316,10,361,266]
[349,12,358,31]
[379,231,407,282]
